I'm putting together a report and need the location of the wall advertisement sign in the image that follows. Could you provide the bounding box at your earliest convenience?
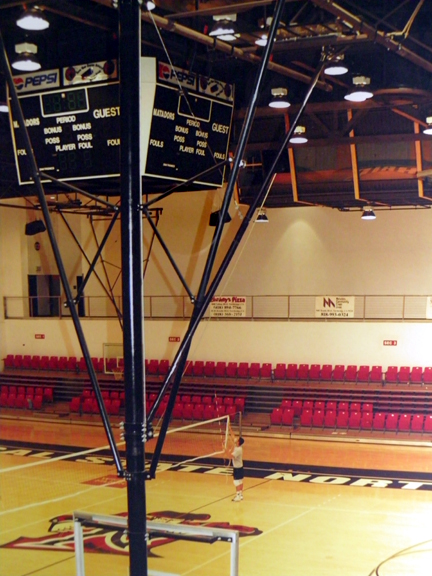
[210,296,246,318]
[315,296,355,318]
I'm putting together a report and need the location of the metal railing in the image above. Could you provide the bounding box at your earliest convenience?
[3,294,432,321]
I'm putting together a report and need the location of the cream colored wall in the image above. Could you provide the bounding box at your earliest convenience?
[1,190,432,369]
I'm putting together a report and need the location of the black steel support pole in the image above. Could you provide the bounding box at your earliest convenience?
[0,31,123,476]
[118,2,147,575]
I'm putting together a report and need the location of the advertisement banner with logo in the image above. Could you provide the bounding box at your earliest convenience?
[315,296,355,318]
[210,296,246,318]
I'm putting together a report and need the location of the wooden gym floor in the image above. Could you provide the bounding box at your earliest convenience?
[1,416,432,576]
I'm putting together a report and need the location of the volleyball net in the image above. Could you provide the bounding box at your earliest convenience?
[0,414,236,517]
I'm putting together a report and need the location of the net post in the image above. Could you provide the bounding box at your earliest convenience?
[73,515,85,576]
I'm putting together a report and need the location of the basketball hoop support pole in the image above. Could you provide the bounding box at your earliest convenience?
[118,2,147,576]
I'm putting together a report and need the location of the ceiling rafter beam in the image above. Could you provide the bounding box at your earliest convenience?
[91,0,332,90]
[311,0,432,74]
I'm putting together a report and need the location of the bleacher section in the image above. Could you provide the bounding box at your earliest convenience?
[2,357,432,438]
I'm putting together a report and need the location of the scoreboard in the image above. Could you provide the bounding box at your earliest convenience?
[10,57,234,190]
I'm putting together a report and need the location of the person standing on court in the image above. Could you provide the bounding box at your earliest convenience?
[227,429,245,502]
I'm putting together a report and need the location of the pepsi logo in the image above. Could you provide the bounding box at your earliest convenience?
[158,62,171,81]
[13,77,25,91]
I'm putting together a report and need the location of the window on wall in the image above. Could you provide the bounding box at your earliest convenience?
[28,275,60,317]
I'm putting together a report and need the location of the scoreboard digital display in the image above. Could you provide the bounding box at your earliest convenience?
[10,58,234,189]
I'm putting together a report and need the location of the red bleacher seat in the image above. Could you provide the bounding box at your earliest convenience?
[309,364,321,381]
[193,403,205,420]
[248,363,260,379]
[362,403,373,413]
[324,410,336,428]
[225,362,238,378]
[345,365,358,382]
[237,362,249,378]
[303,400,314,411]
[13,355,23,369]
[332,365,345,382]
[109,399,121,415]
[297,364,309,380]
[270,407,282,425]
[281,408,294,426]
[192,361,204,377]
[326,401,337,411]
[147,359,159,375]
[385,366,398,383]
[314,400,325,411]
[40,356,49,370]
[336,410,349,428]
[70,397,81,412]
[348,411,361,429]
[3,354,14,368]
[398,413,411,432]
[260,363,272,379]
[286,364,298,380]
[7,394,16,408]
[292,400,303,416]
[274,363,286,380]
[159,359,170,375]
[423,415,432,432]
[205,361,217,377]
[43,387,53,403]
[373,412,386,430]
[312,409,324,427]
[31,355,41,370]
[369,366,383,383]
[280,399,291,409]
[350,402,361,413]
[338,401,349,412]
[234,397,245,412]
[58,356,69,370]
[360,411,373,429]
[320,364,333,381]
[385,413,399,431]
[172,403,183,419]
[215,361,226,377]
[397,366,410,384]
[423,367,432,384]
[357,365,370,382]
[18,394,29,408]
[203,405,215,420]
[0,392,8,407]
[411,414,424,432]
[300,409,312,427]
[203,360,216,378]
[410,367,423,384]
[22,355,32,369]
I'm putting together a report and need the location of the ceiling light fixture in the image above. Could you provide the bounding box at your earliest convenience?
[269,87,290,109]
[209,209,232,227]
[256,208,269,223]
[423,116,432,135]
[344,75,373,103]
[12,42,41,72]
[209,14,239,42]
[16,7,49,31]
[324,52,348,76]
[289,125,308,144]
[361,208,376,220]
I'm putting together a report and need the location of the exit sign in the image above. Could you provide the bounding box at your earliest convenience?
[169,336,180,342]
[35,334,45,339]
[383,340,397,346]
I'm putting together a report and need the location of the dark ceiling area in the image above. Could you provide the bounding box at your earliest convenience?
[1,0,432,212]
